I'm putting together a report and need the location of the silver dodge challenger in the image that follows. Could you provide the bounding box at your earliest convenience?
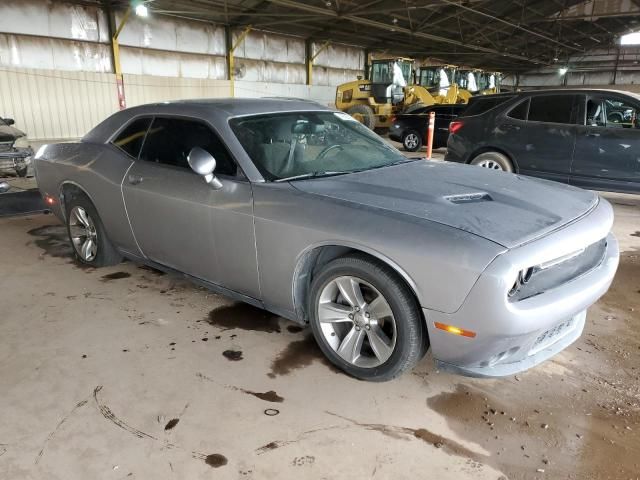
[34,98,619,381]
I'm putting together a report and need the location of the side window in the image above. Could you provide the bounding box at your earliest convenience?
[111,117,152,158]
[528,95,575,124]
[507,99,529,120]
[140,117,237,176]
[602,97,637,128]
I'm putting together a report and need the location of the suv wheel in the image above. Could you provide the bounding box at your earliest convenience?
[470,151,514,172]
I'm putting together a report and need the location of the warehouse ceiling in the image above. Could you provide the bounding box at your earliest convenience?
[102,0,640,72]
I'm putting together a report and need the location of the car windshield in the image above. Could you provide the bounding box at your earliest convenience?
[229,111,410,181]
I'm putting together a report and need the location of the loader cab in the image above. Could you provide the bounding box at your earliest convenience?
[478,72,501,93]
[455,69,481,93]
[369,58,413,104]
[416,65,456,95]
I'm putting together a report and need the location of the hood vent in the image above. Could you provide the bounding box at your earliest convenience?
[445,192,493,204]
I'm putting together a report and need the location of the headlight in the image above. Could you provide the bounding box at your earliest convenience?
[13,136,30,149]
[342,89,353,103]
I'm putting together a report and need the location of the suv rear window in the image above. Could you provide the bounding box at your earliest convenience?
[461,96,515,117]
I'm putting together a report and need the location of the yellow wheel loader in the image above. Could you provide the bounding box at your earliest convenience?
[335,57,441,129]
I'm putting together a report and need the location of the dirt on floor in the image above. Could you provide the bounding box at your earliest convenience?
[0,200,638,479]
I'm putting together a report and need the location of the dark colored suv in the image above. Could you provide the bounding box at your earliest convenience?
[445,89,640,194]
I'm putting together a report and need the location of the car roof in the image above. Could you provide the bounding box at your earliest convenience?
[486,88,640,101]
[131,97,331,116]
[82,97,333,143]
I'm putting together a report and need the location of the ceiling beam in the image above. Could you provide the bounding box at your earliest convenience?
[265,0,545,64]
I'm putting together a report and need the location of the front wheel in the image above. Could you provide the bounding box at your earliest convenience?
[308,254,427,381]
[66,196,122,267]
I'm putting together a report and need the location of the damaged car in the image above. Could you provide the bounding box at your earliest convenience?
[0,117,32,177]
[33,99,619,381]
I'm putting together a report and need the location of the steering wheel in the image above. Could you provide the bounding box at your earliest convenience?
[316,144,344,162]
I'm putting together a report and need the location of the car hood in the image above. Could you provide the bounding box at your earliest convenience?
[0,124,25,143]
[292,160,598,249]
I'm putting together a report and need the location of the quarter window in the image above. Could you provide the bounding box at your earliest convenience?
[507,99,529,120]
[528,95,575,124]
[111,117,152,158]
[139,117,237,176]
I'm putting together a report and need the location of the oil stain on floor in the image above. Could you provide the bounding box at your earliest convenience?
[27,224,73,258]
[204,453,227,468]
[205,302,281,333]
[222,350,243,361]
[269,335,339,377]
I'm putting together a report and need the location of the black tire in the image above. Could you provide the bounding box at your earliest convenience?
[65,195,122,267]
[16,166,28,177]
[469,151,514,172]
[308,254,427,382]
[402,130,423,152]
[346,105,376,130]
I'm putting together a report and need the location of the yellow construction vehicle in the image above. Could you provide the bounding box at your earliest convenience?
[335,57,443,129]
[408,64,464,110]
[477,71,502,95]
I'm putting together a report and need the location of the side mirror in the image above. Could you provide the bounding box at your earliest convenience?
[187,147,222,189]
[3,118,15,126]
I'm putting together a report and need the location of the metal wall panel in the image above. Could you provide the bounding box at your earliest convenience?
[119,46,226,79]
[125,74,231,106]
[313,43,364,71]
[235,80,336,106]
[234,58,306,84]
[0,33,112,72]
[233,30,305,64]
[0,0,108,42]
[117,12,226,56]
[0,67,117,141]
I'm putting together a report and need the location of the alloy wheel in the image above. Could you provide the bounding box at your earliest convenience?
[68,206,98,261]
[317,276,397,368]
[476,159,504,170]
[404,133,419,150]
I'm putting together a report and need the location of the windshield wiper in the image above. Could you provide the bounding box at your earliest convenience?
[274,171,349,182]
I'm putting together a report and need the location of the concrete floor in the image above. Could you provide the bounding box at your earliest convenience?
[1,179,639,480]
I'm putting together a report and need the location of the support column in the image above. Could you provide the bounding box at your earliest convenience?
[227,26,252,97]
[306,40,330,86]
[305,39,312,86]
[364,49,371,80]
[108,5,132,110]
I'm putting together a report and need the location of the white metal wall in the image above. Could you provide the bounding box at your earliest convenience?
[0,0,365,141]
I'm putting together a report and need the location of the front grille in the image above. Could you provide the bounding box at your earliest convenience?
[510,238,607,302]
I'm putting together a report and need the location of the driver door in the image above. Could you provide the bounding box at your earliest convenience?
[121,116,259,298]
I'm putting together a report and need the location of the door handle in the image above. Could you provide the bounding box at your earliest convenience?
[128,174,144,185]
[586,132,600,138]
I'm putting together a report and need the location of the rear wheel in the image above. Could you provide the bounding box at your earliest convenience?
[402,130,422,152]
[346,105,376,130]
[309,254,427,381]
[66,196,122,267]
[470,151,514,172]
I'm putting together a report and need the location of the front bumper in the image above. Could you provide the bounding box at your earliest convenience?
[425,199,619,377]
[0,147,33,172]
